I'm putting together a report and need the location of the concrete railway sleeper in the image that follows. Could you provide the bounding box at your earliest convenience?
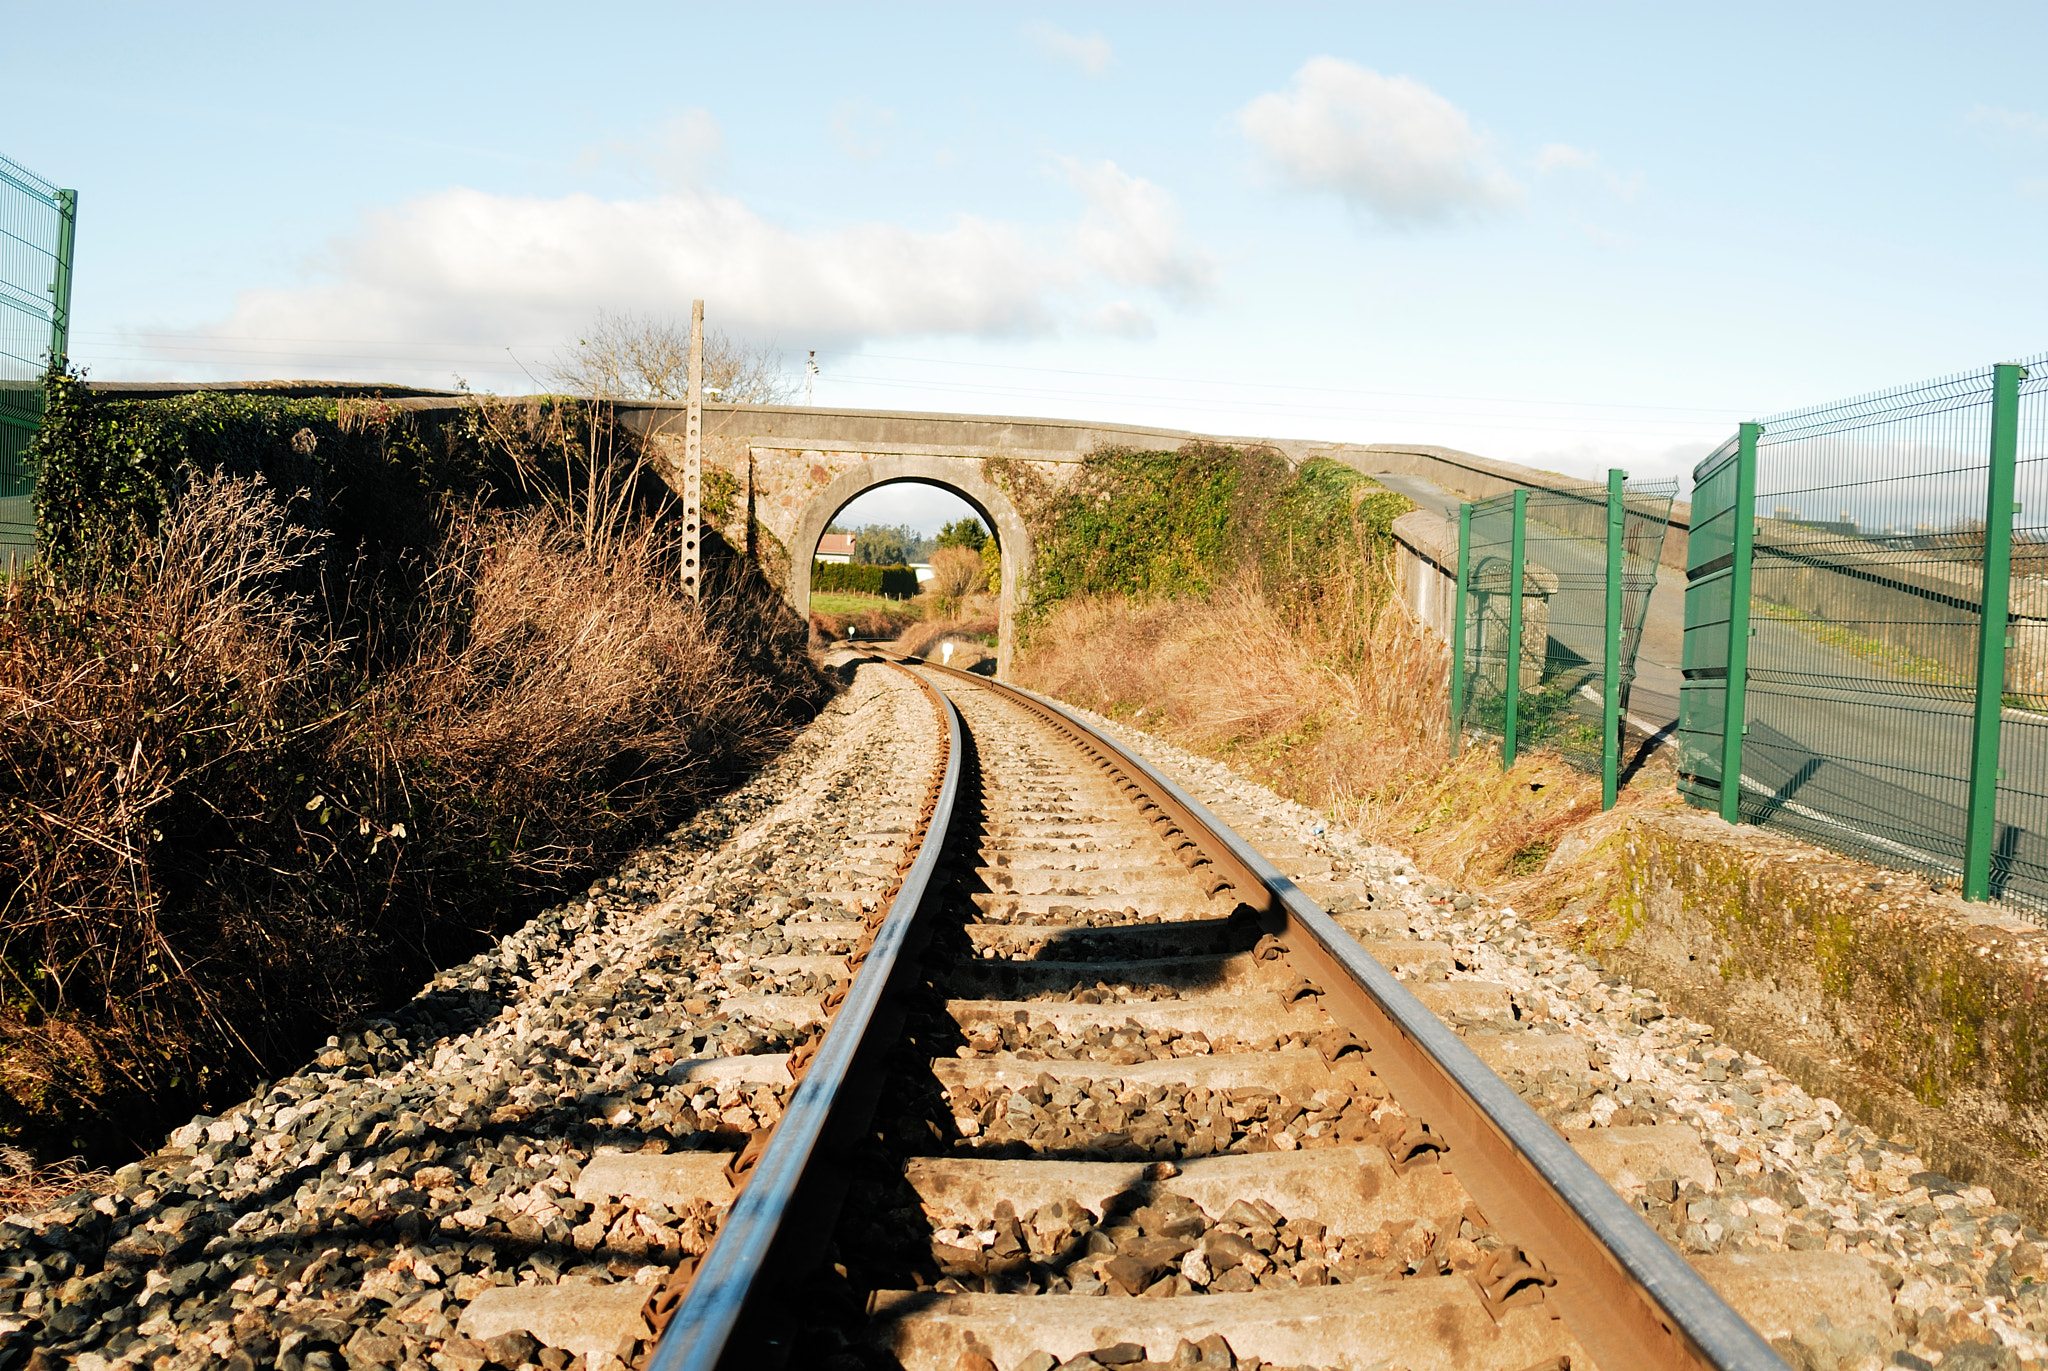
[2,656,1848,1371]
[633,655,1786,1371]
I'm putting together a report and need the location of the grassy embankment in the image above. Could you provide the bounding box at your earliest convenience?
[1005,443,1675,911]
[808,591,922,641]
[0,376,832,1182]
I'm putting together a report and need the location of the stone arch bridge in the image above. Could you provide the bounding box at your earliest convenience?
[605,402,1637,679]
[625,404,1215,678]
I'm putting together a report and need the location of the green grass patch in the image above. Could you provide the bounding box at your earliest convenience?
[1754,599,1963,689]
[811,592,918,617]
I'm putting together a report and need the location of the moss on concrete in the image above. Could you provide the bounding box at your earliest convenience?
[1609,812,2048,1155]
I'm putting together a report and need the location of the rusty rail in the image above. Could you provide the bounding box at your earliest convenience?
[643,663,961,1371]
[650,647,1788,1370]
[903,655,1788,1371]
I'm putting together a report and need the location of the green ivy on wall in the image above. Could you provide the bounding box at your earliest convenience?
[1020,443,1410,617]
[27,370,501,584]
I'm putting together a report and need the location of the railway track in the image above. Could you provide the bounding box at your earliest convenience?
[605,655,1787,1371]
[18,652,1936,1371]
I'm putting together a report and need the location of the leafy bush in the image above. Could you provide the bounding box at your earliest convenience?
[850,522,926,566]
[1015,444,1409,617]
[812,560,919,597]
[935,516,988,552]
[28,371,493,587]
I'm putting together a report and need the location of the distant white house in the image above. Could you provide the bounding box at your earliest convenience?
[816,533,933,584]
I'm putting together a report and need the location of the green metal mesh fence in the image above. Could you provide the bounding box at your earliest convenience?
[1678,353,2048,910]
[1453,475,1676,794]
[0,150,73,570]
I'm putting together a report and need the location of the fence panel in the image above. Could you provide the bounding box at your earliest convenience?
[1678,353,2048,910]
[1458,491,1523,750]
[0,151,73,570]
[1677,436,1744,811]
[1993,366,2048,901]
[1455,475,1675,788]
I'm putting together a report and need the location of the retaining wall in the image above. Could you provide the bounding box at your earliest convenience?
[1584,809,2048,1221]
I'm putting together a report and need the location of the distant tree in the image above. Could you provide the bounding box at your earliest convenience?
[853,523,919,566]
[553,310,796,403]
[934,517,989,552]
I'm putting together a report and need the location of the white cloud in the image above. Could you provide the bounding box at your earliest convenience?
[1064,158,1216,304]
[1238,57,1519,225]
[1023,21,1112,75]
[1971,104,2048,143]
[1535,142,1641,204]
[830,99,896,162]
[576,107,725,189]
[1536,142,1598,174]
[1089,301,1157,339]
[177,162,1212,371]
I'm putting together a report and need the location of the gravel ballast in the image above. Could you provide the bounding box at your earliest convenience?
[12,666,2048,1371]
[0,665,939,1371]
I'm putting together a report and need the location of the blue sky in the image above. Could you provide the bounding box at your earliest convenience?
[9,1,2048,526]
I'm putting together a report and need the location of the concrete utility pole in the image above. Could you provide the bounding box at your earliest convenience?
[683,299,704,600]
[806,350,818,406]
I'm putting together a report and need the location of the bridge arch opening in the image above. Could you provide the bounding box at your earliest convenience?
[788,458,1032,678]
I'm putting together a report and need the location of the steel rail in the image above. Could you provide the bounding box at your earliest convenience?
[644,664,963,1371]
[902,656,1788,1371]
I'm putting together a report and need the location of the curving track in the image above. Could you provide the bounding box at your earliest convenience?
[637,656,1786,1371]
[2,654,1815,1371]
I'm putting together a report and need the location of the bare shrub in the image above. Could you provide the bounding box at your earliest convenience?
[1,472,344,1152]
[926,545,984,600]
[368,504,802,881]
[554,310,794,404]
[0,462,830,1159]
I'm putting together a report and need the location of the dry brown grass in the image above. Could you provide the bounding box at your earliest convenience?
[1015,568,1677,901]
[0,1147,108,1219]
[1,470,829,1162]
[896,606,999,661]
[368,505,803,856]
[810,602,921,644]
[925,546,985,600]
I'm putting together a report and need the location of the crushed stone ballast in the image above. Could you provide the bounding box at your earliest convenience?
[8,654,2001,1370]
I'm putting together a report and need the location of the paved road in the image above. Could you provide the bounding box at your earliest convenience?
[1736,618,2048,903]
[1367,471,1686,746]
[1366,470,2048,904]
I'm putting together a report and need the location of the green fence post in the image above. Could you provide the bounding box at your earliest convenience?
[1450,503,1472,757]
[1504,489,1527,769]
[1603,469,1626,810]
[1718,423,1760,824]
[1964,363,2026,901]
[49,189,76,366]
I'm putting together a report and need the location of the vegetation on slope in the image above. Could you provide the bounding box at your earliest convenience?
[1007,441,1651,898]
[1,374,831,1161]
